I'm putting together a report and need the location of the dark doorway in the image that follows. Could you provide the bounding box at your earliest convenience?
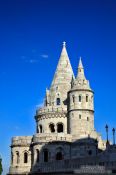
[56,152,63,160]
[43,149,48,162]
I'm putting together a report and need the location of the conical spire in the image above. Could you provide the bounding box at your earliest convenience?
[78,57,83,68]
[76,57,85,79]
[72,57,91,90]
[57,41,68,62]
[49,42,74,106]
[51,42,74,87]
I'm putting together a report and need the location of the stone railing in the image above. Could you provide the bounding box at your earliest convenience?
[33,133,72,143]
[11,136,32,146]
[36,106,67,115]
[32,158,111,174]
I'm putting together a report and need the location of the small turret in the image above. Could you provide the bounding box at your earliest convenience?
[72,57,91,90]
[68,58,94,140]
[77,57,85,79]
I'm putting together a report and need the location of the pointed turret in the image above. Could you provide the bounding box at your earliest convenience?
[78,57,83,68]
[48,42,74,107]
[68,57,94,139]
[51,42,74,87]
[72,57,91,90]
[76,57,85,80]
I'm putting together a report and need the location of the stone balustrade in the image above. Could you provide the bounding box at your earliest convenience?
[11,136,32,146]
[33,133,72,143]
[36,106,67,115]
[32,158,111,174]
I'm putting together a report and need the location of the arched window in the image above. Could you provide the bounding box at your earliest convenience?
[57,123,63,133]
[56,152,63,160]
[36,124,39,133]
[56,147,64,160]
[79,95,81,102]
[24,152,28,163]
[16,151,19,164]
[45,99,47,106]
[79,114,81,119]
[36,149,39,163]
[49,123,55,133]
[39,125,42,133]
[11,152,13,164]
[72,95,75,103]
[43,149,49,162]
[86,95,88,102]
[87,117,89,121]
[56,98,60,105]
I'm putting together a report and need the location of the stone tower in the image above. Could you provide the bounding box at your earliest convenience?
[9,42,107,175]
[35,42,74,135]
[68,58,94,140]
[45,41,74,107]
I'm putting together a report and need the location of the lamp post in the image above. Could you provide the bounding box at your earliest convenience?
[112,128,115,145]
[105,124,108,141]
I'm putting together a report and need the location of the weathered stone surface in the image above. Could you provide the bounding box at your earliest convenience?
[9,43,111,175]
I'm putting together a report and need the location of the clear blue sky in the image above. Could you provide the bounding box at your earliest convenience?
[0,0,116,174]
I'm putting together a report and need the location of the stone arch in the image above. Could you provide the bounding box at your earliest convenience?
[57,122,64,133]
[39,124,43,133]
[49,123,55,133]
[43,149,49,162]
[56,147,64,160]
[56,98,60,105]
[16,151,19,164]
[23,151,28,163]
[36,149,39,163]
[36,124,39,133]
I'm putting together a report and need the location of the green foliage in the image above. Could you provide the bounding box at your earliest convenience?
[0,158,3,175]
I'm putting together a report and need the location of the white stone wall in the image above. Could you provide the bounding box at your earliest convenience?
[68,89,94,139]
[9,136,32,174]
[68,90,94,111]
[69,110,94,139]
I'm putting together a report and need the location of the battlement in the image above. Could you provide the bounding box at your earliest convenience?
[36,106,67,115]
[11,136,32,146]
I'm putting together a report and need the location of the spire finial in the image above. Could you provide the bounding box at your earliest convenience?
[63,41,66,47]
[78,56,83,68]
